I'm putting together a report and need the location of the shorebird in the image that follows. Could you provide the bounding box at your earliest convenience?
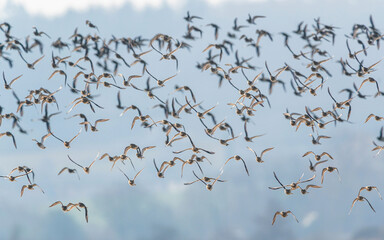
[302,151,333,161]
[18,51,44,69]
[246,14,265,25]
[58,167,80,179]
[358,77,380,93]
[0,131,17,149]
[0,172,28,182]
[32,132,51,149]
[79,119,109,132]
[185,97,216,120]
[221,155,249,176]
[349,195,376,214]
[192,170,224,191]
[372,141,384,155]
[358,186,382,200]
[20,183,44,197]
[181,157,204,178]
[265,61,288,83]
[365,114,384,123]
[146,69,177,87]
[174,85,197,103]
[67,153,98,174]
[3,71,22,90]
[32,26,51,38]
[321,166,341,184]
[159,157,185,173]
[72,202,89,223]
[119,168,144,186]
[309,159,328,172]
[247,146,274,163]
[270,173,315,192]
[272,211,299,225]
[49,201,79,212]
[135,146,156,159]
[184,170,226,185]
[153,159,165,178]
[298,184,322,194]
[269,172,293,195]
[48,70,67,85]
[184,11,202,23]
[309,134,331,145]
[50,129,82,149]
[243,121,265,142]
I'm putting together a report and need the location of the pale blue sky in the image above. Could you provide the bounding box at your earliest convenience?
[1,0,384,239]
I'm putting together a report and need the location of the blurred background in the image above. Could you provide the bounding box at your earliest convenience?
[1,0,384,239]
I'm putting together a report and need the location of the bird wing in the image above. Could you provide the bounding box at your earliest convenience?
[58,167,69,175]
[261,147,274,158]
[20,185,27,197]
[272,212,280,225]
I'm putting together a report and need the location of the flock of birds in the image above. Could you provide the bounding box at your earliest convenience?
[0,12,383,225]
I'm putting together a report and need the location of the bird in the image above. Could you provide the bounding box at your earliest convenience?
[0,131,17,149]
[85,20,99,32]
[246,14,265,25]
[58,167,80,179]
[159,157,186,173]
[32,26,51,38]
[173,85,197,103]
[269,173,315,192]
[181,157,204,178]
[146,69,177,87]
[184,174,226,185]
[358,186,382,200]
[79,119,109,132]
[48,70,67,85]
[365,114,384,123]
[308,159,328,172]
[73,202,89,223]
[0,172,28,182]
[135,146,156,159]
[298,184,322,194]
[302,151,333,161]
[67,154,97,174]
[119,168,144,186]
[153,158,165,178]
[349,195,376,214]
[131,115,156,130]
[247,147,274,163]
[272,211,299,225]
[192,170,224,191]
[232,18,248,32]
[265,61,288,83]
[377,127,384,142]
[18,51,45,69]
[206,23,220,40]
[3,71,22,90]
[321,166,341,184]
[357,77,380,93]
[32,132,52,149]
[221,155,249,176]
[243,121,265,142]
[270,172,293,195]
[49,201,79,212]
[185,97,216,119]
[309,134,331,145]
[50,129,82,149]
[116,91,125,110]
[184,11,202,23]
[372,141,384,155]
[20,183,45,197]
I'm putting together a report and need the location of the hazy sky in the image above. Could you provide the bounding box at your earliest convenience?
[1,0,384,240]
